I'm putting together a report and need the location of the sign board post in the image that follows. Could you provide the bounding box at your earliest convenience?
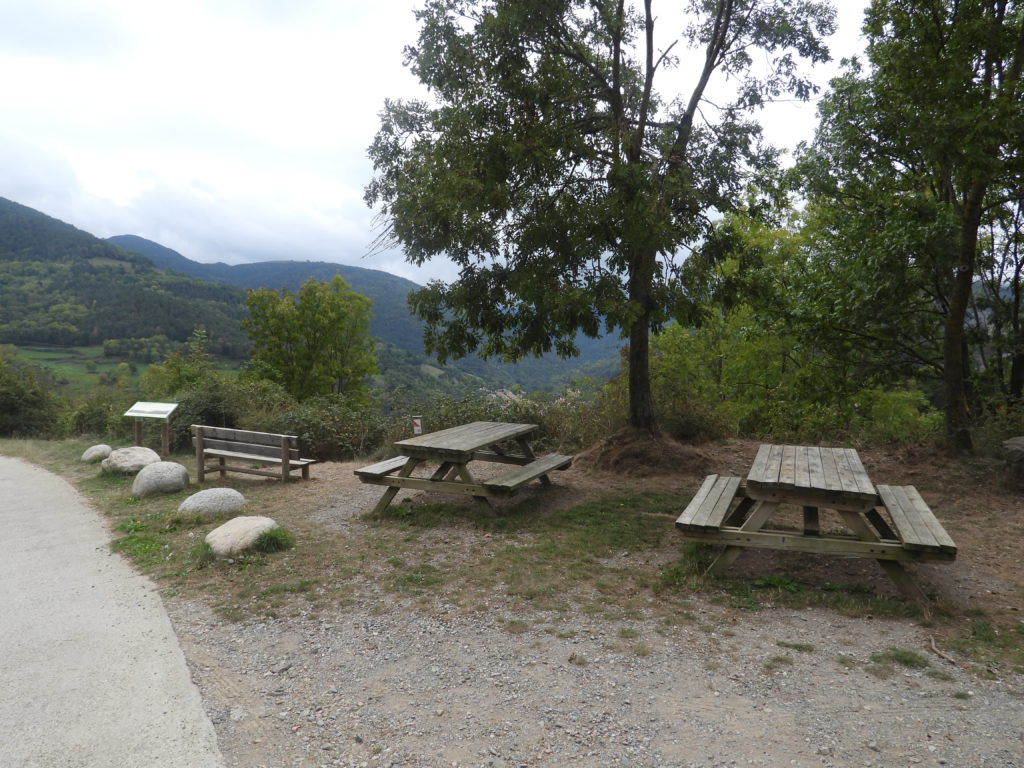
[411,416,423,436]
[123,402,179,457]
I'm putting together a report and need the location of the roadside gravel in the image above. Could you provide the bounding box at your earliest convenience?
[169,596,1023,768]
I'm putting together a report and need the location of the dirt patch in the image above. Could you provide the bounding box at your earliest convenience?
[574,428,715,477]
[159,436,1024,768]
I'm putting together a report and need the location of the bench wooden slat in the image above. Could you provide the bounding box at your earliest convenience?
[198,437,303,461]
[481,453,571,493]
[877,484,957,555]
[202,448,315,468]
[354,456,411,479]
[677,475,741,532]
[192,424,315,482]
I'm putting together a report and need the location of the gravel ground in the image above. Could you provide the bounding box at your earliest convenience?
[168,597,1023,768]
[163,460,1024,768]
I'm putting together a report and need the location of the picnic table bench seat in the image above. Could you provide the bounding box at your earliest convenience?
[193,425,317,482]
[482,453,573,494]
[877,484,957,559]
[354,455,411,479]
[675,475,743,531]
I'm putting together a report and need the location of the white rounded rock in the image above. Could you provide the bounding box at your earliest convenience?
[81,444,112,463]
[178,488,246,517]
[205,516,280,557]
[101,446,161,474]
[131,461,190,498]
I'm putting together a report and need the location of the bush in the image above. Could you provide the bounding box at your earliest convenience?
[58,390,136,438]
[0,350,61,437]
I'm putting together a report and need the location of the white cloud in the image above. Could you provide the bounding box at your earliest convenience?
[0,0,866,287]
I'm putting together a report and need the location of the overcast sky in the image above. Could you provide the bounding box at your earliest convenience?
[0,1,868,285]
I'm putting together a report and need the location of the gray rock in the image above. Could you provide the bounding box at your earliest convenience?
[131,461,190,498]
[178,488,246,517]
[1003,436,1024,489]
[81,444,112,463]
[205,516,279,557]
[101,446,162,474]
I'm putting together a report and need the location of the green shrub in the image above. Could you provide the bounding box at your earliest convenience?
[0,349,61,437]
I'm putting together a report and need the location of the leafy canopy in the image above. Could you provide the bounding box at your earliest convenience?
[242,276,377,401]
[367,0,834,430]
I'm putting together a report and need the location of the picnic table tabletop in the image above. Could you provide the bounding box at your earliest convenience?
[745,444,876,506]
[394,421,539,462]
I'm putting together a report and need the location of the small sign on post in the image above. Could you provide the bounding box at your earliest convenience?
[411,415,423,436]
[124,401,178,458]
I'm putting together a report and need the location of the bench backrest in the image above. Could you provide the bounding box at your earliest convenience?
[192,425,302,461]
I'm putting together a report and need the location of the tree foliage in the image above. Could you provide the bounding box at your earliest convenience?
[367,0,835,432]
[797,0,1024,451]
[242,276,378,401]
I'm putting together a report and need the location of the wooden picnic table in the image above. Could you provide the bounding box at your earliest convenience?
[354,421,572,514]
[676,444,956,600]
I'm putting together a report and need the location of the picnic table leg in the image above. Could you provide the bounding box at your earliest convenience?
[370,458,420,515]
[802,506,820,536]
[515,437,552,486]
[453,464,494,513]
[836,510,929,605]
[707,501,777,576]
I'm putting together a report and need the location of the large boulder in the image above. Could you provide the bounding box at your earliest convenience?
[81,444,112,463]
[179,488,246,518]
[101,446,161,474]
[205,516,279,557]
[131,461,190,498]
[1003,436,1024,489]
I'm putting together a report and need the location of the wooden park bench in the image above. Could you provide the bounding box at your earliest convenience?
[192,425,317,482]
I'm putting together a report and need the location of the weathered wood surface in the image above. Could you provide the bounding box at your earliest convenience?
[482,453,572,494]
[192,424,315,482]
[354,456,412,479]
[746,444,875,508]
[394,421,538,462]
[677,458,957,599]
[675,475,742,532]
[356,422,568,510]
[877,484,957,558]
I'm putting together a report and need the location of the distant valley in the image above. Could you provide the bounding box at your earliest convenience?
[0,197,620,392]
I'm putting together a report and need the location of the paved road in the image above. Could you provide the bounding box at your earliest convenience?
[0,455,225,768]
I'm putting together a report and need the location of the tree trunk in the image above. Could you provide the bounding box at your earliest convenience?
[943,188,986,453]
[627,249,657,434]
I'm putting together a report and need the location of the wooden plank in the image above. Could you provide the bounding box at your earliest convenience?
[191,425,297,448]
[198,437,301,461]
[820,447,842,493]
[201,448,315,468]
[878,485,957,555]
[690,476,741,530]
[844,448,876,496]
[902,485,957,552]
[676,475,720,527]
[806,447,826,490]
[678,527,953,561]
[482,453,572,493]
[832,448,860,494]
[354,456,411,479]
[746,444,773,484]
[779,445,798,486]
[794,446,812,488]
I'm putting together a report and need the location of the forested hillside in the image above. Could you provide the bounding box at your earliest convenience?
[107,234,428,356]
[0,199,249,355]
[109,234,622,388]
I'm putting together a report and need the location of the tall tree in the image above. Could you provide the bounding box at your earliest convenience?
[799,0,1024,451]
[366,0,835,433]
[242,276,377,401]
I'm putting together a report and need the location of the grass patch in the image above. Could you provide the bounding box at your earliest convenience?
[777,640,815,653]
[763,654,794,673]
